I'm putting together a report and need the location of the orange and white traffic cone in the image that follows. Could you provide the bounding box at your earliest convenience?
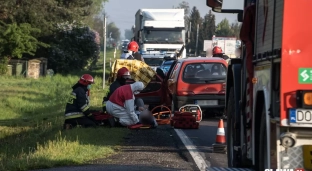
[212,119,227,153]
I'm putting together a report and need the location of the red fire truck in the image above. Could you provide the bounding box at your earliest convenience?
[206,0,312,170]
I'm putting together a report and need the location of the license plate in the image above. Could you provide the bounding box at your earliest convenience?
[303,145,312,170]
[289,109,312,123]
[195,100,218,106]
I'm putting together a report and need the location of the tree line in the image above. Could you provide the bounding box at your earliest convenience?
[176,1,241,55]
[0,0,122,74]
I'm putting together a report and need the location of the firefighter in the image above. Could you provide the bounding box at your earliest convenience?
[106,81,157,127]
[240,1,256,111]
[212,46,230,61]
[102,67,131,111]
[102,67,145,115]
[64,74,97,129]
[127,41,145,62]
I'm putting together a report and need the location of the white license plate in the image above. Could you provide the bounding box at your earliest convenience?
[195,100,218,106]
[289,109,312,124]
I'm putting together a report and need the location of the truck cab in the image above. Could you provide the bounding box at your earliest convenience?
[132,9,186,68]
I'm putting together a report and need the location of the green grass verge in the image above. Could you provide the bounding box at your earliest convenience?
[0,49,127,171]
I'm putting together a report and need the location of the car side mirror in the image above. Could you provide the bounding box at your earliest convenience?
[206,0,223,12]
[237,11,243,22]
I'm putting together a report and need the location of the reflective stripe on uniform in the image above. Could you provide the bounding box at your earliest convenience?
[71,92,77,99]
[65,112,84,119]
[80,104,89,112]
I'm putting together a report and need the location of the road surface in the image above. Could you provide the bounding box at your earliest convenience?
[32,118,227,171]
[182,118,228,168]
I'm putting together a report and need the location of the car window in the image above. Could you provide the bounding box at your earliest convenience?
[182,62,227,84]
[169,62,181,79]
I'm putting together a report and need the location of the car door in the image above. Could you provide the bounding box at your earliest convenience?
[126,74,163,106]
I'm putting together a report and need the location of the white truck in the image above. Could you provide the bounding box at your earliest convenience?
[132,9,186,69]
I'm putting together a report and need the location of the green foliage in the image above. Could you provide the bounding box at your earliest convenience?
[0,57,9,75]
[0,71,127,171]
[107,22,121,42]
[202,10,216,40]
[231,21,242,39]
[48,22,100,73]
[0,22,48,59]
[216,18,234,37]
[187,6,203,55]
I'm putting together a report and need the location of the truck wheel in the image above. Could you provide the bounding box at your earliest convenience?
[258,105,268,170]
[227,87,240,167]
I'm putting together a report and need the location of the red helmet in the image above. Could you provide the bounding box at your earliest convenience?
[127,41,139,52]
[79,74,94,86]
[212,46,223,55]
[117,67,131,79]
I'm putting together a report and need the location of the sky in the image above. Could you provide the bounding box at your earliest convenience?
[104,0,244,39]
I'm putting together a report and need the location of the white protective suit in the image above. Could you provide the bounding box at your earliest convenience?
[106,81,145,126]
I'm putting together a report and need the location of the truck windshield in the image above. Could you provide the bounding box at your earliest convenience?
[144,58,164,66]
[143,30,184,44]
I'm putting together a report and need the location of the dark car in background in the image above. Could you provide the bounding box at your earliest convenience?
[159,58,175,75]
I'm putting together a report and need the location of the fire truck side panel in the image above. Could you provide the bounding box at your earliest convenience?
[255,0,275,54]
[273,0,284,50]
[280,0,312,126]
[252,64,272,165]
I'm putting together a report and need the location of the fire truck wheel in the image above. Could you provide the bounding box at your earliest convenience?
[258,105,268,170]
[226,87,240,167]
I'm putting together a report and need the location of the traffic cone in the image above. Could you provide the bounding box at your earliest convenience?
[212,119,227,153]
[216,119,226,144]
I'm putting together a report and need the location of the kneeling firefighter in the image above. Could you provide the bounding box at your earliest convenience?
[64,74,97,129]
[102,67,131,111]
[106,81,157,127]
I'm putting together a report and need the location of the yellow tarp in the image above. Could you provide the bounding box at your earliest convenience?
[109,59,156,87]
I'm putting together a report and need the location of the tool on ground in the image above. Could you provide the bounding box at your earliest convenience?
[170,104,201,129]
[212,119,227,153]
[178,104,202,122]
[151,105,172,125]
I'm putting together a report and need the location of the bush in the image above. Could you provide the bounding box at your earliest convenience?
[48,22,101,73]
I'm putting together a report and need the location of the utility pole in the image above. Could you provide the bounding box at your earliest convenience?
[102,15,107,89]
[189,22,192,53]
[195,24,199,56]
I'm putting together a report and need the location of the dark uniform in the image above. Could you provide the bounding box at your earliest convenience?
[64,83,97,128]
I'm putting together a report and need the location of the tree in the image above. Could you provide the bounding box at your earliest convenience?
[202,10,216,40]
[0,22,48,74]
[48,23,100,73]
[187,6,203,55]
[175,1,190,30]
[107,22,121,42]
[124,29,133,40]
[216,18,233,37]
[231,21,242,39]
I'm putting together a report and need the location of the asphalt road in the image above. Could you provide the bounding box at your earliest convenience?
[31,118,228,171]
[182,118,228,168]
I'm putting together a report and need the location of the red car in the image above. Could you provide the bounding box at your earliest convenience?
[167,57,228,116]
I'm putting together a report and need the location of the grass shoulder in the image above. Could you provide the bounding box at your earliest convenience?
[0,49,127,171]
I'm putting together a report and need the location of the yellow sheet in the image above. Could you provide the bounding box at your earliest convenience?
[109,59,156,87]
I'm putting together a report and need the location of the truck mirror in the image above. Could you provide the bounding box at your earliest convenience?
[237,11,243,22]
[206,0,223,12]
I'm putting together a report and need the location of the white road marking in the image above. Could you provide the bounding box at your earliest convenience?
[174,129,210,171]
